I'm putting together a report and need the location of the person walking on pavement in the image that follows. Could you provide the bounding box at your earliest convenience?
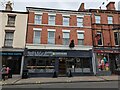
[1,65,7,81]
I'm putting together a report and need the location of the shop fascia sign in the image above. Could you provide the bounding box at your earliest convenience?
[95,50,120,53]
[27,51,67,56]
[0,52,23,56]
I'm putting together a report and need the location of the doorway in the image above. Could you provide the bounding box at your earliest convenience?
[59,58,66,75]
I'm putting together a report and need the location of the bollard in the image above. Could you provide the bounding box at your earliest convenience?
[68,70,72,77]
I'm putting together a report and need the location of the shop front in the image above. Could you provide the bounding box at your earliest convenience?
[94,48,120,75]
[1,51,23,74]
[24,49,93,77]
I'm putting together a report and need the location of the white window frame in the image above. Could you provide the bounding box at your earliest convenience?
[77,17,83,27]
[77,31,84,45]
[62,30,70,45]
[108,16,113,24]
[63,16,69,26]
[33,28,42,44]
[48,15,55,25]
[4,32,14,47]
[47,29,55,44]
[95,15,101,24]
[34,15,42,25]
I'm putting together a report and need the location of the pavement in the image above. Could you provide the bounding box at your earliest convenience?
[0,75,119,86]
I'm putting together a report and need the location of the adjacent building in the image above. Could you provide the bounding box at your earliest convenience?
[79,2,120,75]
[0,2,28,75]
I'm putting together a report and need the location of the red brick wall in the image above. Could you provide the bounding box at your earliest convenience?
[26,11,93,46]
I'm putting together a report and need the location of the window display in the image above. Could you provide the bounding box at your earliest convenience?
[97,54,109,71]
[27,58,55,73]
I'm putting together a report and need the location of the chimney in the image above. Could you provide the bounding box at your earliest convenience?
[5,1,13,11]
[78,3,85,11]
[106,2,115,10]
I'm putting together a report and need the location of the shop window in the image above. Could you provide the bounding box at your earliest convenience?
[77,17,83,27]
[48,15,55,25]
[4,32,14,47]
[63,32,70,45]
[34,15,42,25]
[33,30,41,44]
[48,31,55,44]
[95,15,101,24]
[63,17,69,26]
[77,32,84,45]
[7,15,16,26]
[108,16,113,24]
[114,32,119,45]
[97,54,110,71]
[27,58,55,73]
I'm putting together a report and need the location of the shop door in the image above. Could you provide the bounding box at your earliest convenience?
[59,59,66,75]
[7,59,21,74]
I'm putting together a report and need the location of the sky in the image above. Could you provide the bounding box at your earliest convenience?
[0,0,120,11]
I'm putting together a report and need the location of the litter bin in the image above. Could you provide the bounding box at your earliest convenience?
[22,70,29,79]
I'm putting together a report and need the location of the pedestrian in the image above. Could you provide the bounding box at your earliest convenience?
[1,65,7,81]
[6,66,11,78]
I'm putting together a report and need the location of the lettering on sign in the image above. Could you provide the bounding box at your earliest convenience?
[27,51,67,56]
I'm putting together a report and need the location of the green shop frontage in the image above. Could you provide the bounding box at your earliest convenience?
[24,49,93,77]
[0,49,24,75]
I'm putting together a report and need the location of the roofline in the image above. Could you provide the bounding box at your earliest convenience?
[26,7,87,13]
[0,10,28,14]
[85,9,120,13]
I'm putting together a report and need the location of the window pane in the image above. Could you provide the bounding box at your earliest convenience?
[33,31,41,44]
[63,17,69,26]
[114,32,119,45]
[97,32,103,45]
[35,15,42,24]
[5,32,14,47]
[77,18,83,27]
[48,31,55,44]
[49,16,55,25]
[48,31,55,38]
[63,32,69,38]
[63,38,69,45]
[95,16,100,23]
[77,33,84,39]
[8,16,15,26]
[78,40,84,45]
[108,16,113,24]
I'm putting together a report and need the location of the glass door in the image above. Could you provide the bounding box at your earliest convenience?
[59,58,66,75]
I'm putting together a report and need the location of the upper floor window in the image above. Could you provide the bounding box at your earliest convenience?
[4,32,14,47]
[77,18,83,27]
[35,15,42,24]
[108,16,113,24]
[7,15,16,26]
[33,30,41,44]
[63,17,69,26]
[95,15,101,24]
[48,30,55,44]
[77,32,84,45]
[63,31,70,45]
[114,32,119,45]
[48,15,55,25]
[96,32,103,46]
